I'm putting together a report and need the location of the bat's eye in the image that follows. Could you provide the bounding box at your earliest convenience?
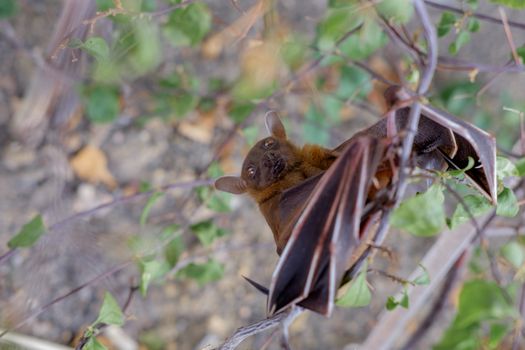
[264,138,275,149]
[247,166,256,178]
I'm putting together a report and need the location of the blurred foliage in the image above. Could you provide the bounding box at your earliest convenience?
[3,0,525,348]
[7,215,45,249]
[0,0,17,19]
[435,280,518,350]
[82,292,125,350]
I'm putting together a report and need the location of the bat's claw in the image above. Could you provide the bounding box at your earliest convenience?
[242,275,269,295]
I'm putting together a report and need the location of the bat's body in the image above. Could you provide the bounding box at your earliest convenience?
[215,113,339,253]
[216,86,496,316]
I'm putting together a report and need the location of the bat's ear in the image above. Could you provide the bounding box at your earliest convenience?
[214,176,247,194]
[265,111,287,140]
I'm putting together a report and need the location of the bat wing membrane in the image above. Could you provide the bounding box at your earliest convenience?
[268,136,384,316]
[420,104,497,203]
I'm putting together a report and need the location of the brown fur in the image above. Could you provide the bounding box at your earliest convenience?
[247,142,337,250]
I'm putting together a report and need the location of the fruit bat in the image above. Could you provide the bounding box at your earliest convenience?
[215,86,496,316]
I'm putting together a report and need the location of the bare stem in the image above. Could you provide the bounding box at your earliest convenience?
[215,307,304,350]
[425,0,525,31]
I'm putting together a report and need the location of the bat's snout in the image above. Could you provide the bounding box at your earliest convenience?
[263,152,285,177]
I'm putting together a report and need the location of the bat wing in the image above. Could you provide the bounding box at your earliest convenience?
[267,136,384,316]
[419,104,497,204]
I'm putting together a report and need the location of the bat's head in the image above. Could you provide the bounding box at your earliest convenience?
[215,112,298,195]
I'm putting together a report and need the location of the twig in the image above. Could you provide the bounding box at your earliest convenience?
[394,0,438,203]
[215,307,303,350]
[437,56,524,73]
[425,0,525,31]
[0,248,16,265]
[400,254,464,350]
[75,285,139,350]
[0,261,132,338]
[50,179,213,233]
[360,212,496,350]
[498,7,522,66]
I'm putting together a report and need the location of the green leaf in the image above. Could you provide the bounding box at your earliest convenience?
[196,184,232,213]
[385,287,409,310]
[316,7,362,51]
[190,220,229,246]
[229,102,255,123]
[450,194,492,228]
[139,259,170,296]
[466,18,480,33]
[375,0,414,24]
[456,280,516,328]
[399,289,409,308]
[85,337,108,350]
[176,259,224,286]
[336,66,372,100]
[139,331,166,350]
[391,185,446,236]
[448,31,471,55]
[497,187,519,217]
[516,157,525,176]
[280,40,307,69]
[163,3,211,47]
[8,215,46,248]
[82,37,110,62]
[437,12,456,37]
[496,156,518,180]
[386,296,399,310]
[0,0,17,19]
[95,292,124,326]
[448,156,475,176]
[489,323,510,349]
[140,192,164,226]
[165,236,185,268]
[84,85,120,123]
[141,0,157,12]
[206,192,232,213]
[339,19,388,60]
[336,263,371,307]
[467,0,479,9]
[96,0,114,11]
[500,241,524,269]
[172,93,199,118]
[159,223,181,241]
[489,0,525,9]
[435,280,515,350]
[127,20,162,75]
[413,264,430,285]
[517,46,525,64]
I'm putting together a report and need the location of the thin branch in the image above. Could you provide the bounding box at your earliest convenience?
[0,248,16,265]
[415,0,438,95]
[498,7,522,66]
[400,254,464,350]
[437,56,524,73]
[394,0,438,203]
[50,178,214,232]
[360,212,497,350]
[425,0,525,31]
[215,307,304,350]
[75,285,139,350]
[0,261,133,338]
